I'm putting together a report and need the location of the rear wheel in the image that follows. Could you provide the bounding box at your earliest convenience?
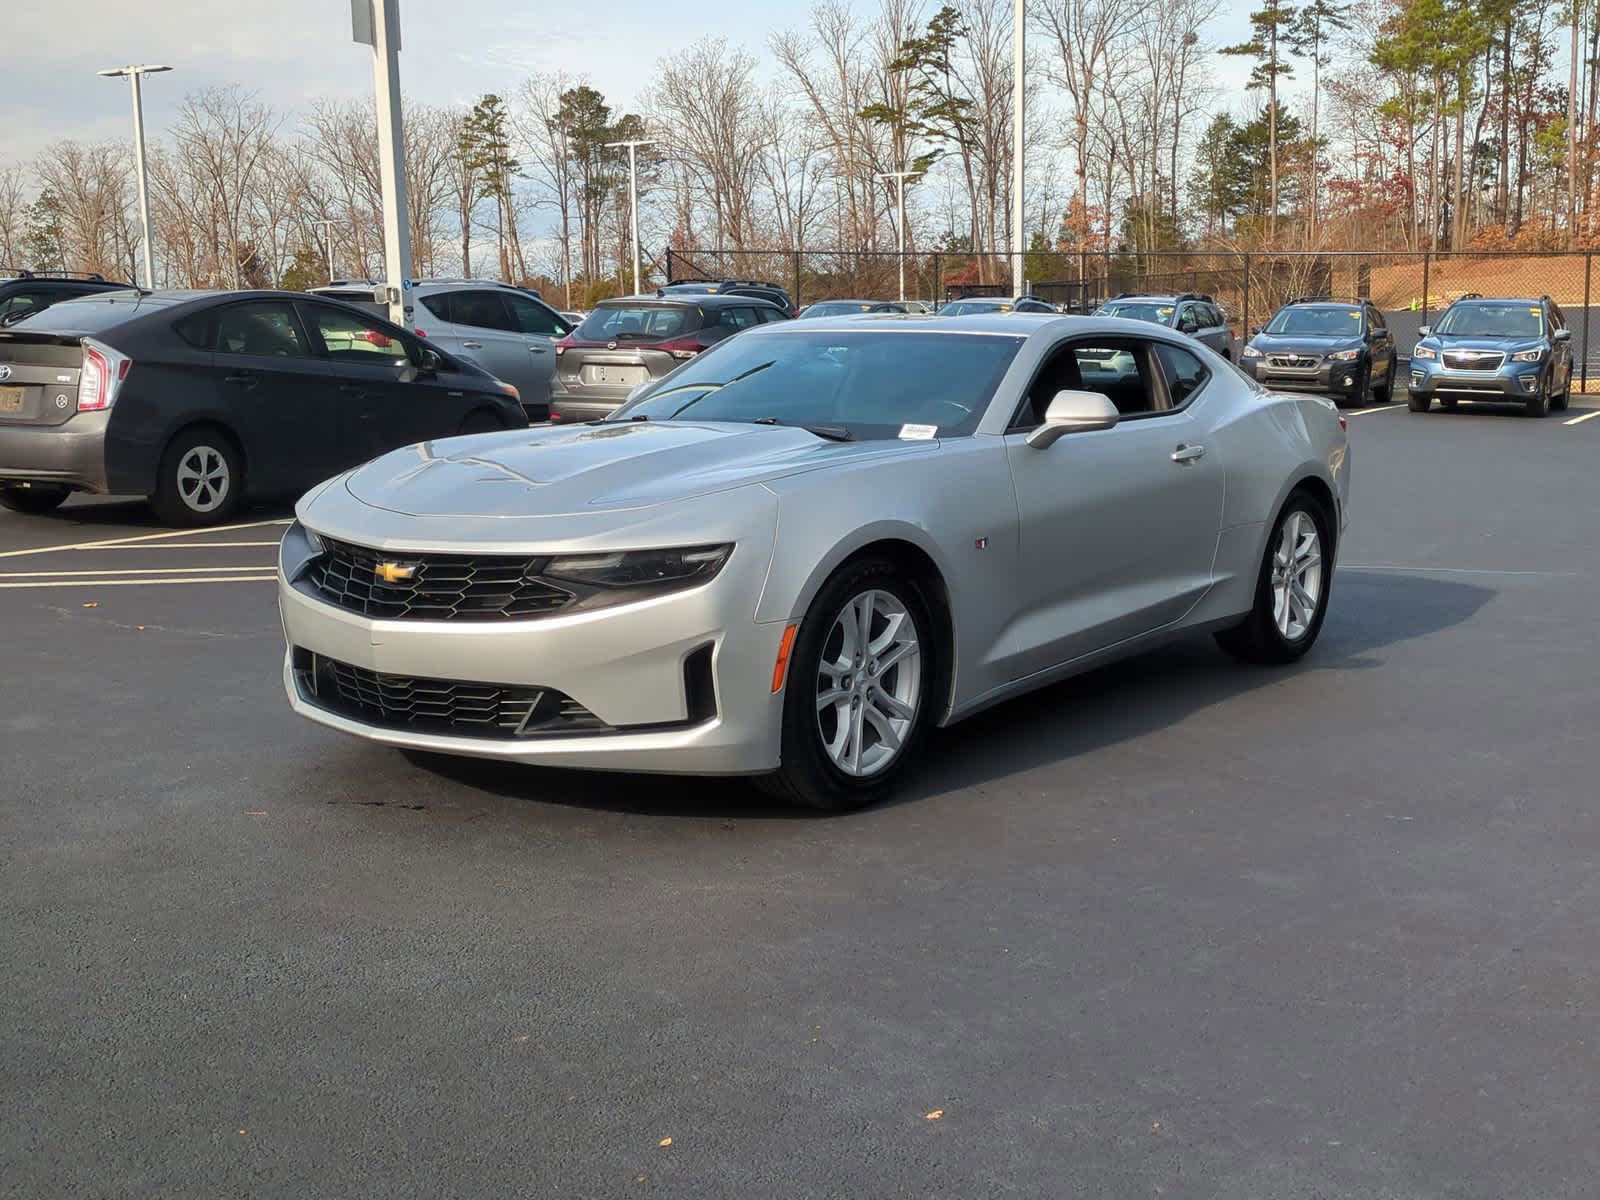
[1373,360,1395,404]
[762,557,941,812]
[0,483,70,515]
[150,429,242,526]
[456,408,503,435]
[1216,493,1332,666]
[1551,371,1570,412]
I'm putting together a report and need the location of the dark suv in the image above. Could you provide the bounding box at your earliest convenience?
[658,279,798,319]
[1238,297,1398,407]
[551,293,787,421]
[1093,292,1235,359]
[0,270,131,327]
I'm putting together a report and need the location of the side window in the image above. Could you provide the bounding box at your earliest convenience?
[1367,306,1387,332]
[303,304,409,364]
[215,301,310,358]
[1203,303,1225,328]
[1175,303,1199,332]
[756,306,785,323]
[1072,341,1160,415]
[503,292,564,336]
[1153,343,1211,409]
[715,306,761,331]
[448,290,516,332]
[417,294,451,321]
[1549,301,1566,330]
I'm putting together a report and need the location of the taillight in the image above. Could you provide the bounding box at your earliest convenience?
[358,329,393,348]
[414,327,428,339]
[76,338,130,412]
[658,337,707,360]
[1338,413,1348,431]
[555,335,572,357]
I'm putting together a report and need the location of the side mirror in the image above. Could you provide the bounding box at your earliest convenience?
[1026,389,1120,449]
[1179,319,1198,333]
[1553,328,1572,343]
[418,347,442,374]
[1249,324,1263,336]
[1417,325,1432,337]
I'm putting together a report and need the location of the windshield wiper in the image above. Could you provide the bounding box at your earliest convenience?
[752,416,854,442]
[662,360,776,419]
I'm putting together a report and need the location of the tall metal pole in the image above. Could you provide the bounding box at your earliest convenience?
[876,171,922,301]
[361,0,413,326]
[1011,0,1025,297]
[605,139,656,296]
[98,65,171,290]
[311,219,337,282]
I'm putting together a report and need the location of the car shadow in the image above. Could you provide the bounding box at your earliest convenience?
[407,569,1495,820]
[34,495,295,530]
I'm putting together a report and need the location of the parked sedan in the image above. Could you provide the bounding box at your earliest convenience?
[939,296,1056,315]
[550,293,787,422]
[798,300,908,318]
[0,289,526,524]
[279,314,1349,810]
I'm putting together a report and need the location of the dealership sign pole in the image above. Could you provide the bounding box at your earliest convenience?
[353,0,414,326]
[97,65,171,291]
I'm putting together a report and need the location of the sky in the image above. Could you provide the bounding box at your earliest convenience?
[2,0,1262,167]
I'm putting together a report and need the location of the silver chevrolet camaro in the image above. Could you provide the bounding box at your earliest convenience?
[278,314,1350,810]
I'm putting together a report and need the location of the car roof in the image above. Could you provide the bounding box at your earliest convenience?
[601,293,781,309]
[806,299,899,306]
[752,312,1072,337]
[1447,296,1544,304]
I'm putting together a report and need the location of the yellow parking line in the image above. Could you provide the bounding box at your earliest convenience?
[0,575,277,589]
[0,565,273,578]
[0,517,291,561]
[1564,409,1600,426]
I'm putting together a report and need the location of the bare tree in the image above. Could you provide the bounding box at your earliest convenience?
[0,165,29,268]
[514,73,582,305]
[34,142,137,280]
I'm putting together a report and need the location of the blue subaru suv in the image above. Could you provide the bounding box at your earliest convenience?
[1238,297,1397,407]
[1408,294,1573,417]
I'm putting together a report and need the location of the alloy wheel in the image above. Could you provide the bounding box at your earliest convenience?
[1270,510,1323,641]
[815,588,922,778]
[177,445,231,514]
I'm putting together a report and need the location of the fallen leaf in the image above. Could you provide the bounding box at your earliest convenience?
[926,1110,944,1121]
[82,602,98,609]
[658,1137,673,1147]
[136,625,146,631]
[244,810,267,817]
[512,1034,529,1043]
[238,1128,247,1135]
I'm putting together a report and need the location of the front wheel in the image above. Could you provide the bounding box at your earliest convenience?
[1409,392,1432,413]
[1216,494,1332,665]
[762,558,941,812]
[1525,375,1551,418]
[0,483,70,515]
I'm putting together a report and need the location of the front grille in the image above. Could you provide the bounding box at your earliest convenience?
[1269,353,1321,369]
[1442,350,1506,371]
[304,537,575,621]
[299,651,608,738]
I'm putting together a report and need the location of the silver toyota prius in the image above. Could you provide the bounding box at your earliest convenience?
[278,314,1350,810]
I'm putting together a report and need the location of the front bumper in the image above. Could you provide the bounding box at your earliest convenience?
[278,542,789,775]
[0,412,111,493]
[1241,356,1367,398]
[1407,359,1545,399]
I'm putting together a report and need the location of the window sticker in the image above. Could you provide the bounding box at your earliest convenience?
[899,423,939,440]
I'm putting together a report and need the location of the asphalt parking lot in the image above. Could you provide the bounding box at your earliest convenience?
[4,400,1600,1198]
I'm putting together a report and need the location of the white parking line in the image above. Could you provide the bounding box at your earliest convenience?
[1564,409,1600,426]
[0,517,291,561]
[0,565,273,578]
[1343,405,1403,417]
[0,575,276,589]
[81,541,281,549]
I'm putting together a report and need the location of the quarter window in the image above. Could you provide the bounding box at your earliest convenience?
[215,301,309,358]
[1153,343,1210,408]
[504,292,565,336]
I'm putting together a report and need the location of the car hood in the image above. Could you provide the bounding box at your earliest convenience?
[342,419,931,519]
[1425,335,1543,353]
[1249,333,1363,355]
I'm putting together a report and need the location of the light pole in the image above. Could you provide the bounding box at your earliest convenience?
[311,219,338,283]
[605,139,655,295]
[1011,0,1025,299]
[876,170,923,302]
[352,0,413,326]
[98,64,171,290]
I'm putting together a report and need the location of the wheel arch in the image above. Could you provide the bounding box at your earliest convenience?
[161,418,248,491]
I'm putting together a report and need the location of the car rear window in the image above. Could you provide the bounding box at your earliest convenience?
[6,294,156,334]
[576,304,701,342]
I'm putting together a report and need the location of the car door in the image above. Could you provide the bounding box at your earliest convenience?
[1548,301,1574,389]
[298,299,446,461]
[209,298,350,491]
[500,290,569,417]
[1001,335,1226,677]
[1365,304,1394,379]
[1197,302,1230,356]
[434,290,528,388]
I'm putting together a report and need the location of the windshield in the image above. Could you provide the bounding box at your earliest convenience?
[612,329,1023,440]
[1095,302,1174,324]
[940,299,1007,316]
[1265,306,1365,336]
[574,304,699,342]
[1433,302,1544,339]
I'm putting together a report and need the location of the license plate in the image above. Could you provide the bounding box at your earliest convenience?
[0,386,23,414]
[584,364,648,386]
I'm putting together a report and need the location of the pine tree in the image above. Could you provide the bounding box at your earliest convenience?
[459,94,524,281]
[1222,0,1298,239]
[1288,0,1352,236]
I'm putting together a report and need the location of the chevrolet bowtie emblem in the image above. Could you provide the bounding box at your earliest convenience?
[373,561,417,584]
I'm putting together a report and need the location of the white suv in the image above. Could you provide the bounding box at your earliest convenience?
[310,280,572,420]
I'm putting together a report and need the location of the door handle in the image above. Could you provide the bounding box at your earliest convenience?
[223,373,257,388]
[528,346,548,354]
[461,341,484,349]
[1171,443,1206,464]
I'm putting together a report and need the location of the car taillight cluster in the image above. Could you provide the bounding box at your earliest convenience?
[554,335,573,357]
[76,339,131,412]
[657,337,707,361]
[358,329,393,348]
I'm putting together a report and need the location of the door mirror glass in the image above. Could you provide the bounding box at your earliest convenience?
[1553,327,1572,343]
[1249,324,1263,336]
[1417,324,1432,337]
[418,346,443,373]
[1026,389,1120,449]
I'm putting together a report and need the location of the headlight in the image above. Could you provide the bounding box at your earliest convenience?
[1327,348,1362,361]
[1511,347,1545,362]
[1411,344,1437,360]
[545,544,732,590]
[1240,345,1263,359]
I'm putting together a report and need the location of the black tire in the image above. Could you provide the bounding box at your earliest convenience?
[0,483,70,515]
[1373,360,1395,404]
[1409,391,1432,413]
[150,428,243,527]
[1215,491,1334,666]
[1335,366,1371,409]
[1551,372,1570,412]
[457,408,504,435]
[761,556,943,812]
[1525,374,1551,418]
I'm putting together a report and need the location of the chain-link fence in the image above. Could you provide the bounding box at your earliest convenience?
[666,247,1600,390]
